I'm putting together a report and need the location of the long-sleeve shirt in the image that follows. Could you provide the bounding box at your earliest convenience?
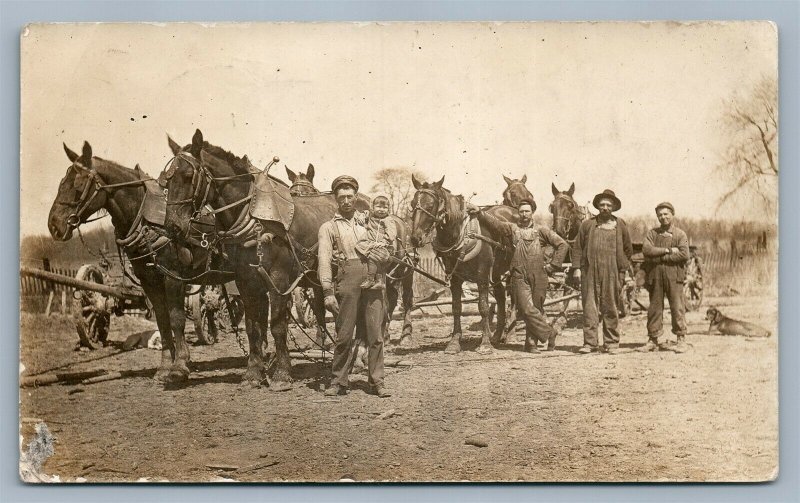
[317,211,369,296]
[642,225,689,283]
[571,216,633,272]
[476,211,568,274]
[354,216,397,257]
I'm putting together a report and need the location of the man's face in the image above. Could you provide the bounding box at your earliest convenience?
[373,200,390,219]
[336,187,356,213]
[657,208,674,227]
[597,198,614,217]
[518,204,533,223]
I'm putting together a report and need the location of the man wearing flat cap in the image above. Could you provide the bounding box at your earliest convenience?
[638,202,690,353]
[572,189,633,354]
[318,175,392,398]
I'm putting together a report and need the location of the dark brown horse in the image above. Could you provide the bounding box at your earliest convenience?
[409,175,515,353]
[549,182,586,245]
[161,130,375,389]
[48,142,233,384]
[284,164,416,347]
[502,174,535,209]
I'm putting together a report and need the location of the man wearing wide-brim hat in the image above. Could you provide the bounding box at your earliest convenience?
[571,189,633,354]
[318,175,392,398]
[637,201,690,353]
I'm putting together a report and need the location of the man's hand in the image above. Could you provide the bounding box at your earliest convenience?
[466,203,480,216]
[324,295,339,317]
[572,268,582,284]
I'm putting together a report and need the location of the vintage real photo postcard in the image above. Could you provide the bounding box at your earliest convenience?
[19,21,778,482]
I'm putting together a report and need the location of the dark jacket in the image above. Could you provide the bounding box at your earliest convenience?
[571,216,633,272]
[642,225,689,284]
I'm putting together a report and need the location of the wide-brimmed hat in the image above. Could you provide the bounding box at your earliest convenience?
[331,175,359,194]
[592,189,621,211]
[518,198,537,213]
[655,201,675,214]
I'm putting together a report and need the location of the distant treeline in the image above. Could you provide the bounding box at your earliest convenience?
[21,226,117,269]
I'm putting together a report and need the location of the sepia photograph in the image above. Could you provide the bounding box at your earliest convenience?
[19,21,778,483]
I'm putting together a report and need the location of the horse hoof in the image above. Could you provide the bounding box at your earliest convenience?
[268,380,292,392]
[242,367,264,386]
[444,341,461,354]
[165,368,189,384]
[476,345,494,355]
[153,368,170,382]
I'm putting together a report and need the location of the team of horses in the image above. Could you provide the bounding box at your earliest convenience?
[48,129,586,389]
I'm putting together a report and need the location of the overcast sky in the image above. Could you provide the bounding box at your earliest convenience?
[21,21,777,237]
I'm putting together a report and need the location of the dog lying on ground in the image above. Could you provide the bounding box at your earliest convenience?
[705,307,771,338]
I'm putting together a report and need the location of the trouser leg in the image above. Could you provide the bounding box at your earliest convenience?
[513,275,553,345]
[362,288,385,386]
[666,275,687,336]
[600,274,621,346]
[646,268,666,342]
[581,272,599,347]
[331,261,364,387]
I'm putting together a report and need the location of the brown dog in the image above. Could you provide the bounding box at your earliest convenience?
[705,307,771,338]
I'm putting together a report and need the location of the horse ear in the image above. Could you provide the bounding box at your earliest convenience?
[567,182,575,196]
[167,135,181,156]
[411,174,422,190]
[191,129,204,157]
[521,174,527,184]
[285,166,297,182]
[64,143,79,163]
[306,163,315,182]
[551,183,559,196]
[435,175,445,188]
[503,175,513,186]
[81,142,93,167]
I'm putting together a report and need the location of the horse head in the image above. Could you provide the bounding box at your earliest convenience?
[160,129,255,240]
[286,163,318,196]
[549,182,582,240]
[501,174,534,209]
[409,174,446,247]
[49,142,141,241]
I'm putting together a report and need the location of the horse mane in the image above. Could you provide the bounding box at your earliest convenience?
[426,183,464,223]
[197,142,289,188]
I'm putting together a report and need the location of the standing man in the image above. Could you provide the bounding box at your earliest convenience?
[572,189,632,355]
[318,176,391,397]
[466,199,568,352]
[637,202,690,353]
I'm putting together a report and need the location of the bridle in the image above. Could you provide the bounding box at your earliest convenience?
[410,187,447,238]
[64,160,151,230]
[549,193,584,239]
[288,178,317,196]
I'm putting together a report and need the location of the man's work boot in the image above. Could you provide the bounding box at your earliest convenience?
[673,336,689,353]
[636,339,659,353]
[324,384,347,396]
[605,344,622,355]
[373,385,391,398]
[524,338,540,353]
[577,345,595,354]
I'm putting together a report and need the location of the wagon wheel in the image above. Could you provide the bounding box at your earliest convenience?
[72,264,111,350]
[684,257,704,312]
[189,286,219,345]
[291,288,316,328]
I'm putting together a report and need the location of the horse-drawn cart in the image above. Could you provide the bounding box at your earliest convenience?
[20,264,242,349]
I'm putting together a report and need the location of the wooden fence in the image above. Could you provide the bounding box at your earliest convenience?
[20,265,79,315]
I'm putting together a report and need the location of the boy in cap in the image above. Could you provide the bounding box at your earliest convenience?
[355,195,397,290]
[638,202,690,353]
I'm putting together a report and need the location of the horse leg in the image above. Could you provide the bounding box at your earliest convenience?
[165,278,191,383]
[476,282,494,354]
[384,280,400,344]
[399,271,415,347]
[140,279,173,382]
[239,275,269,387]
[268,292,293,391]
[445,279,463,354]
[491,280,506,347]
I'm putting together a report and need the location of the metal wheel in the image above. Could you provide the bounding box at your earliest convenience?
[684,257,704,311]
[72,264,112,350]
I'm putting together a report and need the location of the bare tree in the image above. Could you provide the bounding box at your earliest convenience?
[370,167,428,219]
[715,75,778,214]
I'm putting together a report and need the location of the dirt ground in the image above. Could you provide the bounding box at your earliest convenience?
[19,293,778,483]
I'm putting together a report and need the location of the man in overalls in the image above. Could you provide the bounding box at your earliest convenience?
[318,175,392,397]
[467,199,568,352]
